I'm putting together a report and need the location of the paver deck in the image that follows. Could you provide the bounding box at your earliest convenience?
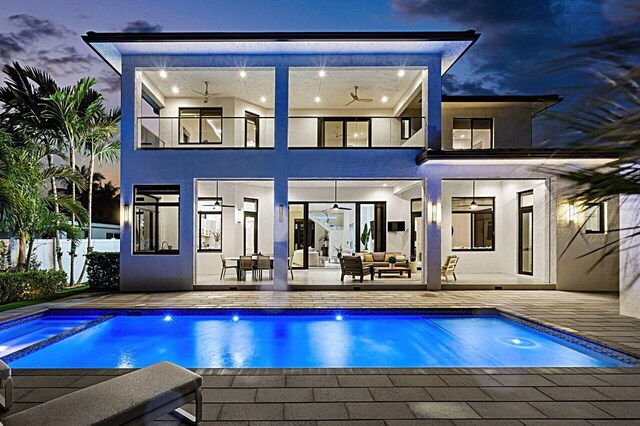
[1,290,639,423]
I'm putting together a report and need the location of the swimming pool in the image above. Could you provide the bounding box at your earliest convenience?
[1,309,635,368]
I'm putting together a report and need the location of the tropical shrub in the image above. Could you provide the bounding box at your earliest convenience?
[86,252,119,290]
[0,270,66,304]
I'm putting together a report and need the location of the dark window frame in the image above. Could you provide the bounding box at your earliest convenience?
[518,190,534,276]
[410,197,422,261]
[243,197,259,255]
[317,117,373,147]
[133,185,180,255]
[197,197,223,252]
[585,202,606,234]
[178,107,223,145]
[452,118,494,150]
[244,112,260,147]
[451,196,495,252]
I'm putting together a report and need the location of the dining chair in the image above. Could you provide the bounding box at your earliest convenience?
[239,256,254,281]
[220,254,238,280]
[255,255,272,280]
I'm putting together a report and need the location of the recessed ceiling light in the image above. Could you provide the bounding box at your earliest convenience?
[383,183,388,187]
[159,70,167,79]
[239,70,247,78]
[353,132,358,138]
[260,96,267,103]
[171,86,179,94]
[398,69,406,77]
[381,96,388,103]
[318,70,326,77]
[314,96,321,103]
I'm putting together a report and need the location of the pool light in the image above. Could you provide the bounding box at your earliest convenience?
[511,338,522,345]
[232,315,240,322]
[163,315,172,322]
[335,315,343,321]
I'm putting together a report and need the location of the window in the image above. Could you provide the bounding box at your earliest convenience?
[243,198,258,255]
[197,198,222,251]
[401,118,411,140]
[318,118,371,147]
[585,203,606,234]
[133,185,180,254]
[178,108,222,144]
[245,112,260,147]
[106,232,120,240]
[452,118,492,150]
[451,197,494,250]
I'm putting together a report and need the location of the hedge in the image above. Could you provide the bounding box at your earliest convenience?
[0,270,67,305]
[86,252,119,290]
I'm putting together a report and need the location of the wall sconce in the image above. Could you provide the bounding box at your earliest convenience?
[122,203,130,226]
[278,204,284,223]
[568,203,576,223]
[236,208,243,224]
[426,200,442,225]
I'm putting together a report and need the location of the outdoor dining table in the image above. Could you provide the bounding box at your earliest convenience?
[225,256,274,280]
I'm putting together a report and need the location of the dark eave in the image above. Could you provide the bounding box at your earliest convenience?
[416,148,618,165]
[442,94,562,104]
[83,30,479,44]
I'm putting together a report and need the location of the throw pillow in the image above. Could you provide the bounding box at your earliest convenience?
[395,255,406,262]
[364,254,374,262]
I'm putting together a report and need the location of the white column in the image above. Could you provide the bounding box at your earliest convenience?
[272,66,289,291]
[426,176,442,290]
[422,59,442,150]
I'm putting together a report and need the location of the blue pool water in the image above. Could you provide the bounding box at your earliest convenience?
[2,311,632,368]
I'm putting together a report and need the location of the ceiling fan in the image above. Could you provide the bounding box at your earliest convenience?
[344,86,373,106]
[202,181,236,210]
[329,181,352,211]
[192,81,221,104]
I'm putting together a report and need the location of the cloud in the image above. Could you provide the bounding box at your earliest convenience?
[33,46,98,75]
[122,20,163,33]
[0,34,23,62]
[442,74,495,95]
[8,14,71,42]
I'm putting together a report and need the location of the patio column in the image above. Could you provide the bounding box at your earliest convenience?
[426,176,442,290]
[272,66,289,291]
[422,59,442,150]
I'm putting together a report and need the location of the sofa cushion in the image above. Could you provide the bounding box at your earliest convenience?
[372,252,385,262]
[363,253,374,262]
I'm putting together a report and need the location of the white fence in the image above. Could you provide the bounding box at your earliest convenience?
[2,238,120,283]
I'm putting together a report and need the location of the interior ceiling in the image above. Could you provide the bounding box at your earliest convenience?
[143,67,422,111]
[289,68,421,109]
[142,68,276,108]
[288,180,419,188]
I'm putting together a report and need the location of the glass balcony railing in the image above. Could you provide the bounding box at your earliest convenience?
[288,116,425,148]
[137,116,274,149]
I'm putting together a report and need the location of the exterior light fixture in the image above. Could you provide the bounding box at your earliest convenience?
[314,96,321,103]
[239,70,247,78]
[469,181,478,210]
[427,200,442,225]
[171,86,179,94]
[260,96,266,103]
[398,69,405,77]
[122,203,130,226]
[381,95,388,103]
[236,208,243,224]
[568,203,577,222]
[318,70,326,77]
[159,70,167,79]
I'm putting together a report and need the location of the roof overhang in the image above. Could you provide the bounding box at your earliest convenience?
[83,30,480,75]
[442,94,562,117]
[416,148,618,165]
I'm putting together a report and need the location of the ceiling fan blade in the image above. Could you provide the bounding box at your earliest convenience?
[338,206,352,210]
[357,98,373,102]
[221,204,235,208]
[192,90,205,95]
[344,99,356,106]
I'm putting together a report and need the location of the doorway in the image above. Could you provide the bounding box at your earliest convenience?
[243,198,258,255]
[518,190,533,275]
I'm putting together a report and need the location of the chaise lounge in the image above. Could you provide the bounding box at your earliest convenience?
[1,361,202,426]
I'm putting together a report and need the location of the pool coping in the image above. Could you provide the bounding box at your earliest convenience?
[1,307,638,367]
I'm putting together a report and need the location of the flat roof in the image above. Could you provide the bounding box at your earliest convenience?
[442,94,562,117]
[416,148,618,165]
[83,30,479,75]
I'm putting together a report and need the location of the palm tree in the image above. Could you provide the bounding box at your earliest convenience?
[47,78,103,285]
[0,62,66,270]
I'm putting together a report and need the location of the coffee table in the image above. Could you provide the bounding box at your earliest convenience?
[375,266,412,278]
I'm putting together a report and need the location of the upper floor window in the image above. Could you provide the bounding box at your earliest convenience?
[451,197,494,251]
[585,203,606,234]
[453,118,492,150]
[318,118,371,147]
[134,185,180,254]
[179,108,223,144]
[245,112,260,147]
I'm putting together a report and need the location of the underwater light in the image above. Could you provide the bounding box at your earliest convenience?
[232,315,240,322]
[335,315,343,321]
[163,315,172,322]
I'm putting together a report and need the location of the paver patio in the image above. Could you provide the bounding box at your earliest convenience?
[1,290,639,423]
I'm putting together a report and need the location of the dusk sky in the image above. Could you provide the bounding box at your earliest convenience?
[0,0,635,183]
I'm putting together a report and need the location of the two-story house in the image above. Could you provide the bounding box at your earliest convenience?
[83,31,619,293]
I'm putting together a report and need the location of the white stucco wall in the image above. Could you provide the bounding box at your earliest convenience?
[620,194,640,318]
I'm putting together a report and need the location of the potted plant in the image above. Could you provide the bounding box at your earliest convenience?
[388,256,397,268]
[360,223,371,252]
[333,244,343,258]
[212,229,222,249]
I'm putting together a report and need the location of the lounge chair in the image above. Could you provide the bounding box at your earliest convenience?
[340,255,374,283]
[2,361,202,426]
[441,255,459,282]
[0,360,12,410]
